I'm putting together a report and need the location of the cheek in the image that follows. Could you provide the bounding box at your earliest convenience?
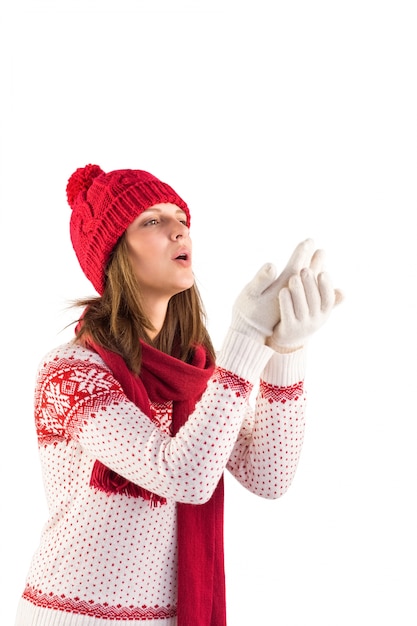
[127,248,140,269]
[128,245,164,278]
[127,238,152,265]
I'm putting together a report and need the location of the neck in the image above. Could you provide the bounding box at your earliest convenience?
[143,297,170,340]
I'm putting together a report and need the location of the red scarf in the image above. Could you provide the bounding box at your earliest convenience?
[88,340,226,626]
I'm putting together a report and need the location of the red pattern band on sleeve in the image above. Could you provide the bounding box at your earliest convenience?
[211,366,253,399]
[259,380,304,404]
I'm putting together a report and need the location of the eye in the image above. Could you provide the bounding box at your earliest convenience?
[179,219,188,226]
[143,218,159,227]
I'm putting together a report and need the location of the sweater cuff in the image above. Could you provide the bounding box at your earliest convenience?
[216,328,275,383]
[261,346,307,387]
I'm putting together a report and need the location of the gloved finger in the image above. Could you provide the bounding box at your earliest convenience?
[278,286,296,328]
[317,272,336,312]
[301,267,322,315]
[309,249,325,277]
[285,238,315,274]
[246,263,277,297]
[270,238,315,292]
[287,273,310,321]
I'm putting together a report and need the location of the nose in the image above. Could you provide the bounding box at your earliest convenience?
[170,220,189,240]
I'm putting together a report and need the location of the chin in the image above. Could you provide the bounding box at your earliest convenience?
[175,279,195,295]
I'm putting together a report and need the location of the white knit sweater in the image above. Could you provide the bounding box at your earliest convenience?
[14,330,307,626]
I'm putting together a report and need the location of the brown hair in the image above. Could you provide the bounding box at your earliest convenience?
[74,236,215,374]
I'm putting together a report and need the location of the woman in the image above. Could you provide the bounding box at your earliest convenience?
[14,164,341,626]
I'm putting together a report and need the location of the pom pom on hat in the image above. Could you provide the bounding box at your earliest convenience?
[67,164,190,295]
[66,164,104,207]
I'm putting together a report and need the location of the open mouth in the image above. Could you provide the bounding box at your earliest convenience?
[173,249,190,261]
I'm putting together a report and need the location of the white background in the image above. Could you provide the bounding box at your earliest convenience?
[1,1,416,625]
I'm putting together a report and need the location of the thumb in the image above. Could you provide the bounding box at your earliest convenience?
[246,263,277,297]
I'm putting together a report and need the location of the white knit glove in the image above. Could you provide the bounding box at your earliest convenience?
[268,266,343,351]
[231,239,317,342]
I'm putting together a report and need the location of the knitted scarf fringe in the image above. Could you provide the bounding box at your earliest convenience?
[90,459,167,506]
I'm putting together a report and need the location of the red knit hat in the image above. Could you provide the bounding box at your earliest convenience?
[66,164,190,295]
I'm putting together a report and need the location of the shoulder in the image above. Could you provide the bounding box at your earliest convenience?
[34,342,126,442]
[35,341,125,409]
[35,341,122,394]
[37,341,110,372]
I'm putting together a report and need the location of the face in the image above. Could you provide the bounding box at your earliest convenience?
[125,203,193,306]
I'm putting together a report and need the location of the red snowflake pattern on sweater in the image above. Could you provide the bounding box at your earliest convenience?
[35,356,125,446]
[150,402,173,436]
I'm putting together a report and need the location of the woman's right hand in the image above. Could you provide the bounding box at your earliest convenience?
[231,238,318,342]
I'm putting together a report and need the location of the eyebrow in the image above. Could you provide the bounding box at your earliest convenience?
[141,207,187,215]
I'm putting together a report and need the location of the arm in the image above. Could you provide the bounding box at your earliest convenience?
[227,348,307,499]
[35,335,273,506]
[227,243,343,498]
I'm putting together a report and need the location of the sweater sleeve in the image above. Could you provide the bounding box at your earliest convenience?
[35,336,274,505]
[226,348,307,499]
